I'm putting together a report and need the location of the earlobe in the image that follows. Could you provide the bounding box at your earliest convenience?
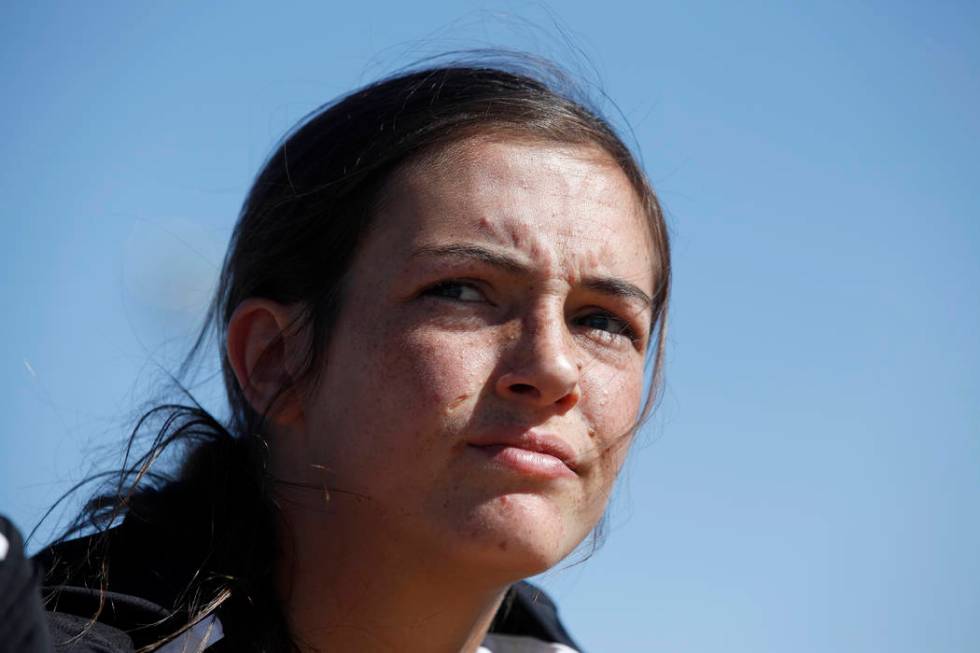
[226,298,304,423]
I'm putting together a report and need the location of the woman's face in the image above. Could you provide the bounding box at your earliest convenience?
[295,137,655,577]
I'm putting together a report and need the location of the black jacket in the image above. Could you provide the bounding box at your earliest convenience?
[2,511,582,652]
[0,516,52,653]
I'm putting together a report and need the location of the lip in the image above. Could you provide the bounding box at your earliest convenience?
[466,430,580,479]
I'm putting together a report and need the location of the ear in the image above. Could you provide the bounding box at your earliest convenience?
[226,298,305,424]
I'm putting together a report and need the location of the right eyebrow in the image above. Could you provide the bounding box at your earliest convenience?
[410,243,528,275]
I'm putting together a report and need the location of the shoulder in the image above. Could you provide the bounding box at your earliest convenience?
[0,516,147,653]
[0,515,51,653]
[31,506,584,653]
[34,513,204,652]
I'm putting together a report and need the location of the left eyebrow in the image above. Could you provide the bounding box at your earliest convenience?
[581,277,652,311]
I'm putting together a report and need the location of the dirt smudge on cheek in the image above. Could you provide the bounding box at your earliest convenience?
[445,393,469,413]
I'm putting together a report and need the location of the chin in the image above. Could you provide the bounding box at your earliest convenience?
[449,492,591,580]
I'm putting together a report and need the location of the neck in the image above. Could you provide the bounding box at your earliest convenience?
[275,491,510,653]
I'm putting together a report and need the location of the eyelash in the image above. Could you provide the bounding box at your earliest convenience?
[422,280,639,345]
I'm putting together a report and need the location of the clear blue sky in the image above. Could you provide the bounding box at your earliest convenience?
[2,1,978,651]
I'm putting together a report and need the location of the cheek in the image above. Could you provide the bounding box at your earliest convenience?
[395,332,483,400]
[357,314,498,434]
[581,361,646,479]
[303,317,494,490]
[583,358,645,433]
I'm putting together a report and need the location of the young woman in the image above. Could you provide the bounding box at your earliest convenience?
[34,59,671,652]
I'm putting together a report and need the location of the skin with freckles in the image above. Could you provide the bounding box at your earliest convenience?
[256,137,656,652]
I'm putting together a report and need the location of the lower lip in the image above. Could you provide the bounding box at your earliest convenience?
[468,445,577,479]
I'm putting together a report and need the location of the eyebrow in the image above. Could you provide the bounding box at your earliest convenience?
[581,277,652,310]
[411,243,653,309]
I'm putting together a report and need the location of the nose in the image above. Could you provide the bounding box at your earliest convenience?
[495,312,581,413]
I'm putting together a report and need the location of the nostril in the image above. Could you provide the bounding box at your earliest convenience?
[508,383,537,396]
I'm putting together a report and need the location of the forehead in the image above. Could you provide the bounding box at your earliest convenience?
[373,137,654,287]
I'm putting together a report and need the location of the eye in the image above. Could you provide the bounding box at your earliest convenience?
[422,280,486,303]
[576,311,638,343]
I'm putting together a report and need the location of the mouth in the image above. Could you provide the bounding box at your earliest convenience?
[466,431,580,480]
